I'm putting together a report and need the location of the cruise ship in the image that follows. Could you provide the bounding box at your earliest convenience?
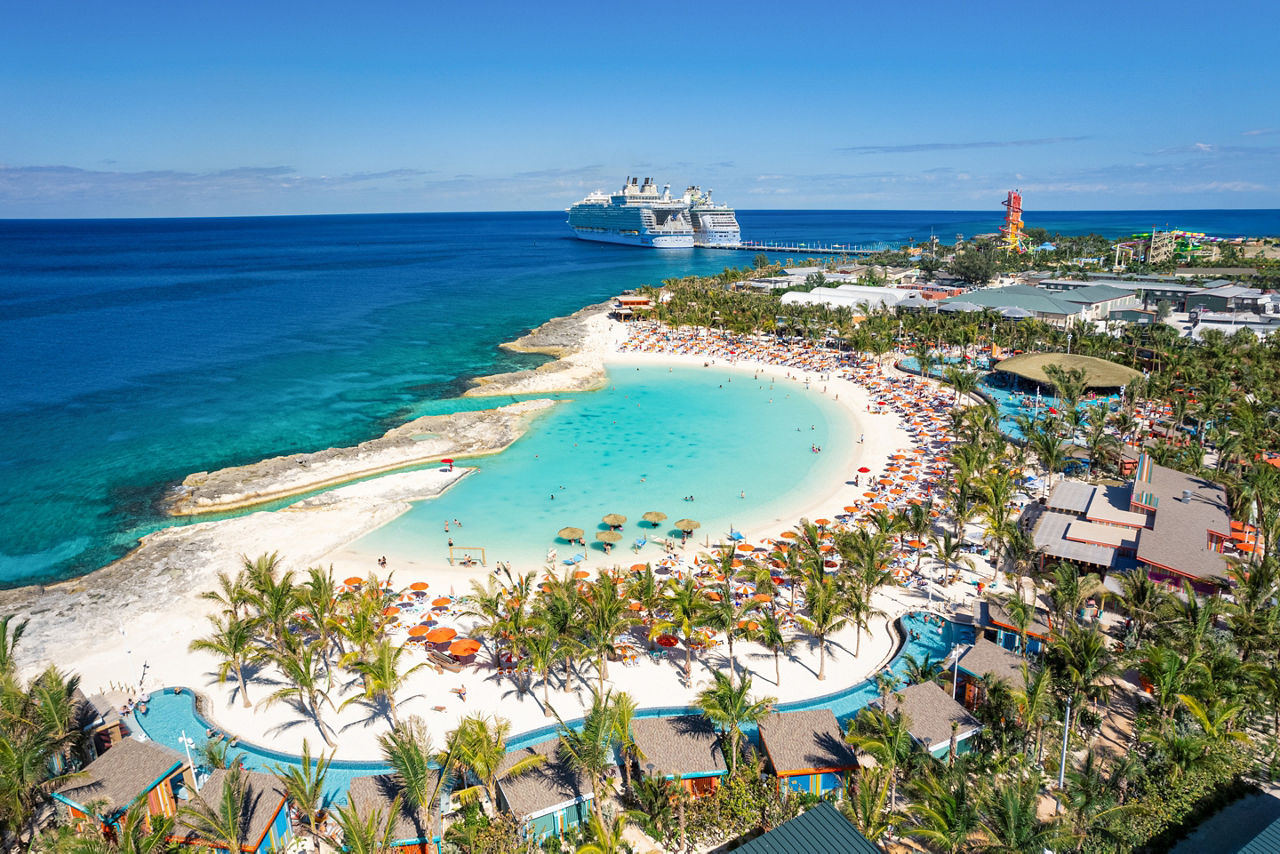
[566,177,694,248]
[683,186,742,246]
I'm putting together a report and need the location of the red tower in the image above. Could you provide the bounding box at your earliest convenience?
[1001,190,1026,254]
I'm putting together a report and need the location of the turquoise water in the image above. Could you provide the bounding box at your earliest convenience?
[354,363,851,570]
[131,688,388,803]
[132,612,974,798]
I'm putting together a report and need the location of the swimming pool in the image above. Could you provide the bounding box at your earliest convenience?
[898,356,1119,441]
[354,363,856,570]
[131,688,390,803]
[132,612,974,800]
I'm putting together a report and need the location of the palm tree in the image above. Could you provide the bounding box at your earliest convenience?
[443,714,544,813]
[200,569,252,621]
[188,614,263,708]
[72,799,174,854]
[1116,570,1167,645]
[696,671,775,774]
[657,578,710,680]
[330,793,399,854]
[901,652,944,686]
[1013,663,1053,765]
[342,639,427,728]
[377,717,440,813]
[1060,751,1135,851]
[555,689,628,824]
[179,763,252,852]
[847,704,914,812]
[905,770,980,854]
[1047,623,1116,739]
[931,530,977,587]
[840,766,897,843]
[751,610,792,687]
[519,625,560,717]
[609,692,643,795]
[625,565,666,650]
[259,639,336,748]
[579,573,635,693]
[269,739,332,849]
[797,577,848,681]
[700,581,759,683]
[977,771,1073,853]
[575,809,641,854]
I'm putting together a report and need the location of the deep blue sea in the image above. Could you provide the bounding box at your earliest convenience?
[2,209,1276,588]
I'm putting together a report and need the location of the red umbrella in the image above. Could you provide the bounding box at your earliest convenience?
[441,458,454,464]
[657,635,679,647]
[858,466,871,473]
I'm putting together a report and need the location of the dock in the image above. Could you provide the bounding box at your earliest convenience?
[697,240,899,256]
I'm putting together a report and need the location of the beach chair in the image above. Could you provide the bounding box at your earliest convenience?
[429,650,463,673]
[632,537,646,552]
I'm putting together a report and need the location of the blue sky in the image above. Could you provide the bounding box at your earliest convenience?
[1,0,1277,216]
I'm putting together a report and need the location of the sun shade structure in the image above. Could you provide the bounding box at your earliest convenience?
[557,527,584,541]
[449,638,481,656]
[674,519,700,531]
[602,513,627,527]
[424,627,456,643]
[994,352,1142,390]
[596,530,622,542]
[641,511,667,525]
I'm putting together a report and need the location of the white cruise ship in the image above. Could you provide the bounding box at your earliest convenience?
[566,177,694,248]
[683,186,742,246]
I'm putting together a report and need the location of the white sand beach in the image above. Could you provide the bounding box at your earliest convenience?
[7,309,997,765]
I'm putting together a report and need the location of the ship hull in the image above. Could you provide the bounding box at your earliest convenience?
[569,228,694,248]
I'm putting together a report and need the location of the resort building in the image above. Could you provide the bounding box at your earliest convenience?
[756,709,860,797]
[174,769,292,854]
[1027,453,1233,591]
[630,715,728,797]
[973,596,1054,655]
[346,773,445,854]
[52,738,193,833]
[874,682,983,760]
[938,286,1084,325]
[495,737,593,843]
[779,284,914,312]
[67,688,127,765]
[731,801,883,853]
[954,637,1031,710]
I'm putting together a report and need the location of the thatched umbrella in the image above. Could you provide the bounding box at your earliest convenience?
[673,519,700,532]
[602,513,627,528]
[558,526,584,543]
[596,529,622,554]
[642,511,667,527]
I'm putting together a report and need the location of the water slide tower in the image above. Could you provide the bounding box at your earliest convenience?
[1000,190,1027,253]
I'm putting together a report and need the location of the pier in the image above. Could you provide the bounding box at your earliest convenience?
[698,239,899,256]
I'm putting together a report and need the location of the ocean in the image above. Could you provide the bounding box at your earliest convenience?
[2,209,1277,588]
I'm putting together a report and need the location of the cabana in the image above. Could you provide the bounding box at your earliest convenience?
[631,715,728,797]
[955,637,1031,710]
[756,710,859,797]
[875,682,983,760]
[346,773,445,854]
[173,769,292,854]
[53,738,193,833]
[495,738,592,843]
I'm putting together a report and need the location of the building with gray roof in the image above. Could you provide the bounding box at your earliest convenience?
[630,715,727,797]
[940,285,1082,325]
[875,681,983,759]
[175,769,293,854]
[757,709,859,798]
[346,773,443,852]
[495,737,592,842]
[54,737,190,821]
[732,801,883,853]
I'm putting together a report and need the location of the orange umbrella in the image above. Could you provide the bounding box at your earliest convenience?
[780,531,798,538]
[425,627,457,643]
[737,620,760,631]
[706,590,723,602]
[863,492,878,499]
[814,518,831,526]
[752,592,772,602]
[407,625,429,637]
[872,502,888,510]
[409,581,429,591]
[627,601,644,611]
[731,559,744,569]
[573,569,590,579]
[736,543,754,552]
[344,577,363,586]
[432,597,452,607]
[843,506,858,513]
[630,564,648,572]
[382,606,400,617]
[449,638,481,657]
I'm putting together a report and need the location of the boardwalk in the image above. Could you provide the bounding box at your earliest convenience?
[699,239,899,256]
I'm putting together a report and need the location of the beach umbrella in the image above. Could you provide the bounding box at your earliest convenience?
[382,606,400,617]
[642,511,667,527]
[656,635,679,648]
[558,526,585,542]
[674,519,700,532]
[843,506,858,513]
[814,518,831,526]
[409,581,429,591]
[627,601,643,611]
[602,513,627,527]
[752,592,772,602]
[344,577,364,586]
[432,597,452,607]
[706,590,722,602]
[573,569,591,579]
[630,563,648,572]
[858,466,871,473]
[407,625,429,638]
[425,627,457,643]
[596,530,622,542]
[449,638,481,657]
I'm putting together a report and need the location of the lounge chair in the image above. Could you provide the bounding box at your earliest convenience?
[429,650,463,673]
